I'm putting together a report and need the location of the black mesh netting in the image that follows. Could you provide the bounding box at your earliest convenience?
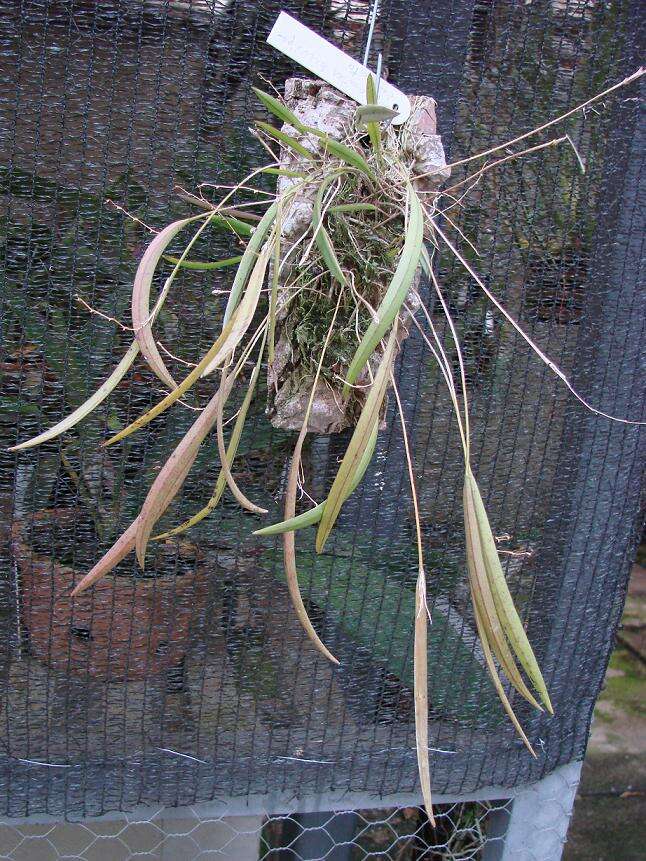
[0,0,643,820]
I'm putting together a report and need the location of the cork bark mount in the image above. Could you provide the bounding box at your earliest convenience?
[266,79,449,434]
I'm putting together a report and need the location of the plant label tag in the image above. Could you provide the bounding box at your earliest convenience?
[267,12,411,125]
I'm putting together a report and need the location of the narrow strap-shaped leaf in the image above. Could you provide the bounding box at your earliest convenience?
[208,213,255,237]
[316,325,398,553]
[12,213,197,452]
[204,239,272,375]
[72,383,224,590]
[464,475,542,710]
[215,365,267,515]
[356,105,399,124]
[268,202,281,364]
[132,214,206,390]
[330,203,378,215]
[281,292,345,665]
[153,345,264,541]
[362,74,382,155]
[257,499,324,538]
[224,202,277,324]
[414,568,435,827]
[313,173,347,286]
[261,167,306,178]
[256,121,313,161]
[343,188,423,395]
[254,418,378,537]
[305,127,376,181]
[105,243,270,446]
[164,254,242,271]
[9,341,140,452]
[467,468,553,712]
[469,561,542,711]
[253,87,304,131]
[471,586,536,757]
[283,420,339,666]
[134,384,229,568]
[71,520,140,596]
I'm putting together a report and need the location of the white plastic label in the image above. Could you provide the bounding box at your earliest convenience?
[267,12,411,125]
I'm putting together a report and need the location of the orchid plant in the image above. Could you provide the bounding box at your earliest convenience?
[10,67,643,823]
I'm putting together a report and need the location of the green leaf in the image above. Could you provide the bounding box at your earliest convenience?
[163,254,243,271]
[256,122,313,161]
[104,242,271,446]
[253,87,304,130]
[330,203,378,215]
[224,201,277,324]
[463,475,537,755]
[268,202,281,364]
[10,342,140,452]
[316,326,398,553]
[313,173,347,286]
[261,167,306,178]
[153,343,264,541]
[306,128,376,180]
[343,187,424,395]
[361,74,384,156]
[356,104,399,124]
[471,587,536,756]
[254,418,378,537]
[209,214,254,237]
[467,467,553,713]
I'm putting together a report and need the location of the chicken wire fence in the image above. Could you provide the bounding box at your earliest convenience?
[0,799,514,859]
[0,0,644,856]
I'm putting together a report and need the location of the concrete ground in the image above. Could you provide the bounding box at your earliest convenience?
[564,561,646,860]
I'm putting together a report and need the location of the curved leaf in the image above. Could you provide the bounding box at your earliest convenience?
[215,365,267,515]
[343,188,423,395]
[467,468,552,712]
[256,122,313,161]
[71,383,222,589]
[254,418,378,537]
[105,242,271,446]
[9,341,140,452]
[268,202,281,364]
[313,173,347,286]
[317,325,398,553]
[414,568,435,826]
[464,474,542,711]
[471,585,536,757]
[283,420,339,666]
[164,254,243,271]
[153,344,264,541]
[134,385,228,568]
[305,128,376,181]
[131,214,205,390]
[253,87,304,130]
[223,202,277,324]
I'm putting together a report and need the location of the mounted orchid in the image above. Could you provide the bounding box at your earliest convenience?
[11,67,644,823]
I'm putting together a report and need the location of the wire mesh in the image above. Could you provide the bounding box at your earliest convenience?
[0,800,512,859]
[0,0,643,854]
